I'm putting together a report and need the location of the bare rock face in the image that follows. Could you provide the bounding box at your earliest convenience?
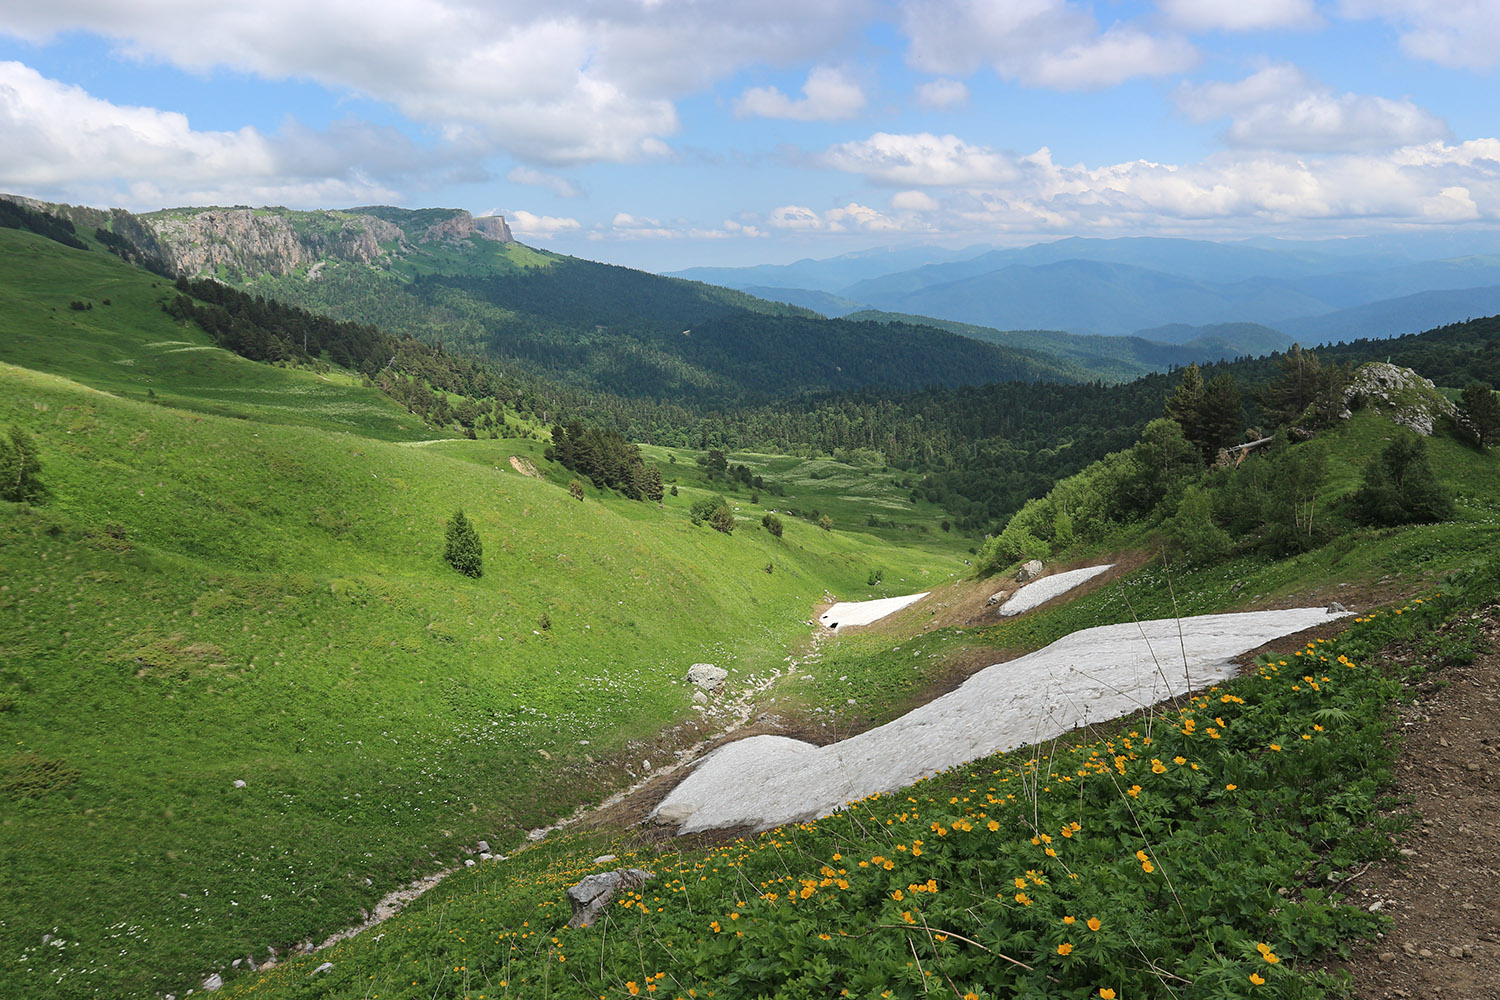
[566,868,655,928]
[1343,362,1456,437]
[145,207,513,279]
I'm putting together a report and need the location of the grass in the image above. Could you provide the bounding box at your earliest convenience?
[0,229,435,441]
[214,571,1498,1000]
[0,363,963,996]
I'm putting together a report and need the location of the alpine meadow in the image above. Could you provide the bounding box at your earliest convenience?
[4,10,1500,995]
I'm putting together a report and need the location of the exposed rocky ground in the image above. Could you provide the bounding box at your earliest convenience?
[1330,604,1500,999]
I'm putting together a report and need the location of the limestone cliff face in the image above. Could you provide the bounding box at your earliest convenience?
[145,206,513,279]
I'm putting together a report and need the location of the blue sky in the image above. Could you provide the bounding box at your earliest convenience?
[1,1,1498,271]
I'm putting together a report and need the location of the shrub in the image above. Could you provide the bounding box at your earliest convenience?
[1352,433,1453,526]
[443,509,483,578]
[568,479,585,501]
[708,504,735,535]
[761,512,783,537]
[818,514,833,531]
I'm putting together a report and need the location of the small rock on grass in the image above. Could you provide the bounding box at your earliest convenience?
[312,962,334,975]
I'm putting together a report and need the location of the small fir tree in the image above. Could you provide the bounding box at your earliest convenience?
[443,509,483,578]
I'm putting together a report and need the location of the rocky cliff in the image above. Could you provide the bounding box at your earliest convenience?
[140,205,513,279]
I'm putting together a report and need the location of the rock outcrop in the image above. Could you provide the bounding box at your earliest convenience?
[142,206,514,279]
[566,868,655,928]
[1343,362,1456,437]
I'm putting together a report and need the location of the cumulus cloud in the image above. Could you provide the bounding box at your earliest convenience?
[901,0,1196,89]
[592,214,766,240]
[915,78,968,110]
[507,166,581,198]
[0,0,876,165]
[1175,64,1450,152]
[1158,0,1320,32]
[820,132,1019,186]
[735,66,866,121]
[769,204,825,229]
[891,189,941,211]
[825,202,898,231]
[1339,0,1500,70]
[0,60,408,206]
[507,209,582,237]
[818,129,1500,231]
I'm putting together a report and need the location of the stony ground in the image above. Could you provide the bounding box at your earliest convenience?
[1330,604,1500,1000]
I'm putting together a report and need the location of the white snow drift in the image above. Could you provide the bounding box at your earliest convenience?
[818,592,928,631]
[999,564,1114,617]
[653,607,1344,834]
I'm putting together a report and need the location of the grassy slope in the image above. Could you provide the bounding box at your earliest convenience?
[0,236,972,998]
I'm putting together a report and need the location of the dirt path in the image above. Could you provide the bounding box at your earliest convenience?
[1330,603,1500,999]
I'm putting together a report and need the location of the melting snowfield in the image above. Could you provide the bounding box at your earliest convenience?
[818,592,928,631]
[654,607,1345,834]
[999,564,1114,616]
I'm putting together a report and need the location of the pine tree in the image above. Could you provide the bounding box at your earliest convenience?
[443,509,483,578]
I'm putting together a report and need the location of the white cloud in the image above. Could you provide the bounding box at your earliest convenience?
[901,0,1196,89]
[915,78,968,110]
[593,215,768,240]
[820,132,1019,186]
[1026,25,1198,90]
[769,204,825,229]
[506,166,580,198]
[0,1,877,165]
[735,66,866,121]
[508,210,582,237]
[891,189,940,211]
[818,129,1500,232]
[1175,64,1450,152]
[825,202,898,231]
[1158,0,1320,32]
[1338,0,1500,70]
[0,61,405,207]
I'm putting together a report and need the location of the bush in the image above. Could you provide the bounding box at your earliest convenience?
[0,425,43,503]
[817,514,833,531]
[761,513,783,537]
[1352,433,1453,526]
[691,494,734,533]
[708,505,735,535]
[443,509,483,578]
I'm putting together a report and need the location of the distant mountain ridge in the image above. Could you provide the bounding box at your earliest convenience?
[674,233,1500,347]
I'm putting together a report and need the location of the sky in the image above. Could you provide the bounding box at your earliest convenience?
[1,1,1499,272]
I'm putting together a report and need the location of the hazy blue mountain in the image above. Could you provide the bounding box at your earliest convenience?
[668,243,986,293]
[1277,285,1500,344]
[853,260,1336,335]
[846,311,1285,381]
[1278,256,1500,309]
[740,285,869,317]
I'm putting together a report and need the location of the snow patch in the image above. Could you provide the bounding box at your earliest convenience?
[654,607,1344,834]
[818,592,928,631]
[999,564,1114,617]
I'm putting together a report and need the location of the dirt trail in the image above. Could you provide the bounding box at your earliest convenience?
[1329,604,1500,999]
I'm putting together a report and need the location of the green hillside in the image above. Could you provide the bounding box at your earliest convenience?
[98,204,1087,406]
[0,231,976,997]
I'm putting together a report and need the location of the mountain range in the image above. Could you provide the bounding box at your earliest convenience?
[671,234,1500,344]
